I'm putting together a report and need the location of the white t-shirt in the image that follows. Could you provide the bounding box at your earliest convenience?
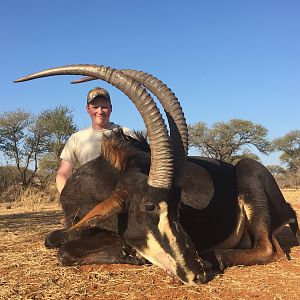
[60,123,130,166]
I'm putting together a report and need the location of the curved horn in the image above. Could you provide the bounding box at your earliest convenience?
[70,76,95,84]
[15,64,173,189]
[122,70,187,162]
[71,71,188,170]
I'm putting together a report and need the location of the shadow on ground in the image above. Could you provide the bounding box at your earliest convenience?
[0,210,63,231]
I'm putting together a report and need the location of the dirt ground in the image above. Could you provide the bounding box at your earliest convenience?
[1,190,300,300]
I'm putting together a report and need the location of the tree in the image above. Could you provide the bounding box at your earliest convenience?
[0,109,35,186]
[0,106,77,187]
[36,106,77,178]
[273,130,300,187]
[273,130,300,172]
[188,119,272,163]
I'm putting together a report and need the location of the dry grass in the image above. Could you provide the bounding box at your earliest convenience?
[282,189,300,203]
[1,183,59,210]
[0,190,300,299]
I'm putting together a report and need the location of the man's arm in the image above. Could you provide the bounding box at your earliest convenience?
[56,160,74,194]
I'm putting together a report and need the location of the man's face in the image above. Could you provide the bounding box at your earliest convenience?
[86,97,112,129]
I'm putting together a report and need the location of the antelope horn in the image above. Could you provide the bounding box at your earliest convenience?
[71,76,95,84]
[122,70,187,170]
[71,71,188,172]
[15,64,173,189]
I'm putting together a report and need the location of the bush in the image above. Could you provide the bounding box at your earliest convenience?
[0,166,22,194]
[0,184,23,203]
[0,182,59,208]
[275,172,300,189]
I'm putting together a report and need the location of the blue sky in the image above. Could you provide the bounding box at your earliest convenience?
[1,0,299,165]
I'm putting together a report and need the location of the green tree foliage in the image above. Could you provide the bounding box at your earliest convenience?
[0,106,77,186]
[273,130,300,173]
[36,106,77,177]
[0,109,35,186]
[188,119,272,163]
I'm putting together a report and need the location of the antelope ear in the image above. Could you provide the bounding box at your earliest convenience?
[69,189,128,230]
[179,162,214,210]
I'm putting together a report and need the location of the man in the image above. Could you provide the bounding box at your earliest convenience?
[56,87,125,194]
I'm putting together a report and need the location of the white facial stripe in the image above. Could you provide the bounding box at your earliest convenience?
[140,201,196,283]
[158,201,186,262]
[158,202,196,282]
[140,231,176,272]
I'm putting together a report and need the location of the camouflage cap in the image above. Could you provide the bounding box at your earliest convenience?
[87,87,111,104]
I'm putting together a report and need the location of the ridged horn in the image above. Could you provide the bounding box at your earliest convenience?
[122,70,188,169]
[71,71,188,171]
[15,64,173,189]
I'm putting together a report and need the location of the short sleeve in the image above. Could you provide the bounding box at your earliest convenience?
[60,134,77,165]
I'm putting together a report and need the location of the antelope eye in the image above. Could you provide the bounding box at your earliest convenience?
[144,202,156,211]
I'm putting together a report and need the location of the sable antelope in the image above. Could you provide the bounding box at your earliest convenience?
[15,64,300,285]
